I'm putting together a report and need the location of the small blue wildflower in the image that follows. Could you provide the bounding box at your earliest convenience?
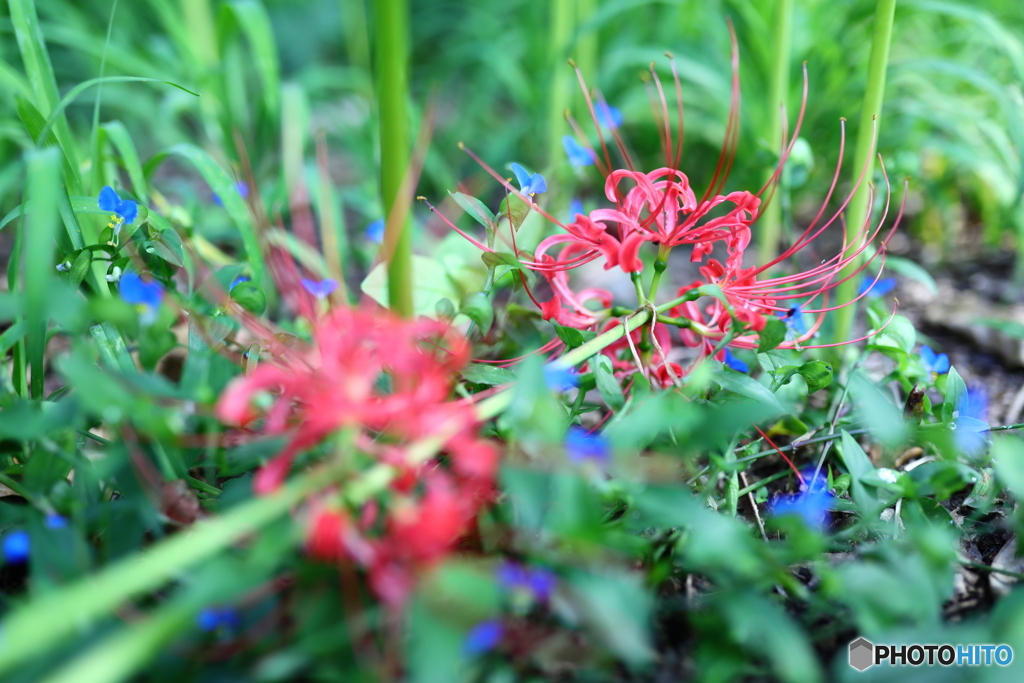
[44,514,67,530]
[543,365,578,392]
[2,529,30,563]
[98,186,138,226]
[197,607,240,632]
[463,620,504,657]
[920,346,950,375]
[562,135,594,167]
[301,278,338,300]
[954,384,989,460]
[779,305,809,336]
[213,181,249,206]
[496,561,556,602]
[568,198,584,219]
[723,349,749,373]
[857,275,896,298]
[366,219,385,243]
[596,102,623,129]
[771,470,832,531]
[230,276,250,290]
[565,426,610,465]
[510,163,547,196]
[119,272,163,323]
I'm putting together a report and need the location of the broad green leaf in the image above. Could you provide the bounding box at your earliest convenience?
[448,190,495,229]
[594,354,625,412]
[461,363,515,386]
[757,316,787,353]
[230,282,267,315]
[943,366,968,423]
[551,322,596,349]
[797,361,833,394]
[480,251,521,270]
[360,256,461,318]
[460,292,494,331]
[839,430,875,511]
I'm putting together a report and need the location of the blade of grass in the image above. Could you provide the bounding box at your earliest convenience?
[23,147,60,399]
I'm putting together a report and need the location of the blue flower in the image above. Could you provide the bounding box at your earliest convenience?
[230,276,250,290]
[596,102,623,129]
[2,529,30,563]
[463,620,504,657]
[920,346,950,375]
[779,305,809,336]
[723,349,749,373]
[954,384,989,460]
[568,198,584,220]
[119,272,163,322]
[858,275,896,298]
[45,514,67,529]
[496,561,556,602]
[301,278,338,300]
[565,426,610,465]
[213,181,249,206]
[510,163,547,196]
[366,219,385,243]
[771,470,832,531]
[543,365,578,392]
[562,135,594,167]
[196,607,240,632]
[98,186,138,225]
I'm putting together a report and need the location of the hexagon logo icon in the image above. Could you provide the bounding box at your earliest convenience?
[849,637,874,671]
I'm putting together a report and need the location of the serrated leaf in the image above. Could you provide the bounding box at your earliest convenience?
[448,191,495,229]
[758,316,787,353]
[797,361,833,394]
[594,354,625,411]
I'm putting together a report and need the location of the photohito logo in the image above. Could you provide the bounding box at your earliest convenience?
[848,638,1013,671]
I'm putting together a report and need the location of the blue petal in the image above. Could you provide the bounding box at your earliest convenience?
[562,135,594,167]
[196,608,222,632]
[771,488,832,531]
[955,416,990,459]
[565,425,610,464]
[230,276,250,290]
[301,278,338,299]
[526,172,547,196]
[596,103,623,129]
[45,514,67,529]
[723,349,749,373]
[365,219,385,243]
[119,272,163,309]
[543,365,578,392]
[463,620,504,657]
[780,306,808,335]
[98,186,120,213]
[117,199,138,224]
[510,163,532,193]
[2,529,30,563]
[932,353,950,374]
[568,198,584,218]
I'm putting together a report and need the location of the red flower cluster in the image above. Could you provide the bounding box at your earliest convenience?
[216,306,497,605]
[429,44,903,383]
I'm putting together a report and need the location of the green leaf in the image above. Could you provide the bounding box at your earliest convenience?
[839,430,875,511]
[875,314,915,352]
[69,249,92,287]
[480,251,522,270]
[713,369,785,414]
[102,121,148,203]
[797,361,833,394]
[943,366,968,423]
[24,147,61,399]
[593,354,625,411]
[148,228,185,267]
[569,570,655,664]
[757,316,787,352]
[448,190,495,229]
[551,322,596,349]
[461,363,515,386]
[230,282,267,315]
[360,255,462,318]
[460,292,493,331]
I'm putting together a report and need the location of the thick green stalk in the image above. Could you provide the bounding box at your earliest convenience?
[832,0,897,344]
[376,0,413,316]
[546,0,575,169]
[756,0,793,264]
[574,0,598,121]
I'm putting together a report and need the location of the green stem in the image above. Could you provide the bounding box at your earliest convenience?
[832,0,897,344]
[546,0,575,169]
[757,0,793,264]
[376,0,413,316]
[647,245,671,303]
